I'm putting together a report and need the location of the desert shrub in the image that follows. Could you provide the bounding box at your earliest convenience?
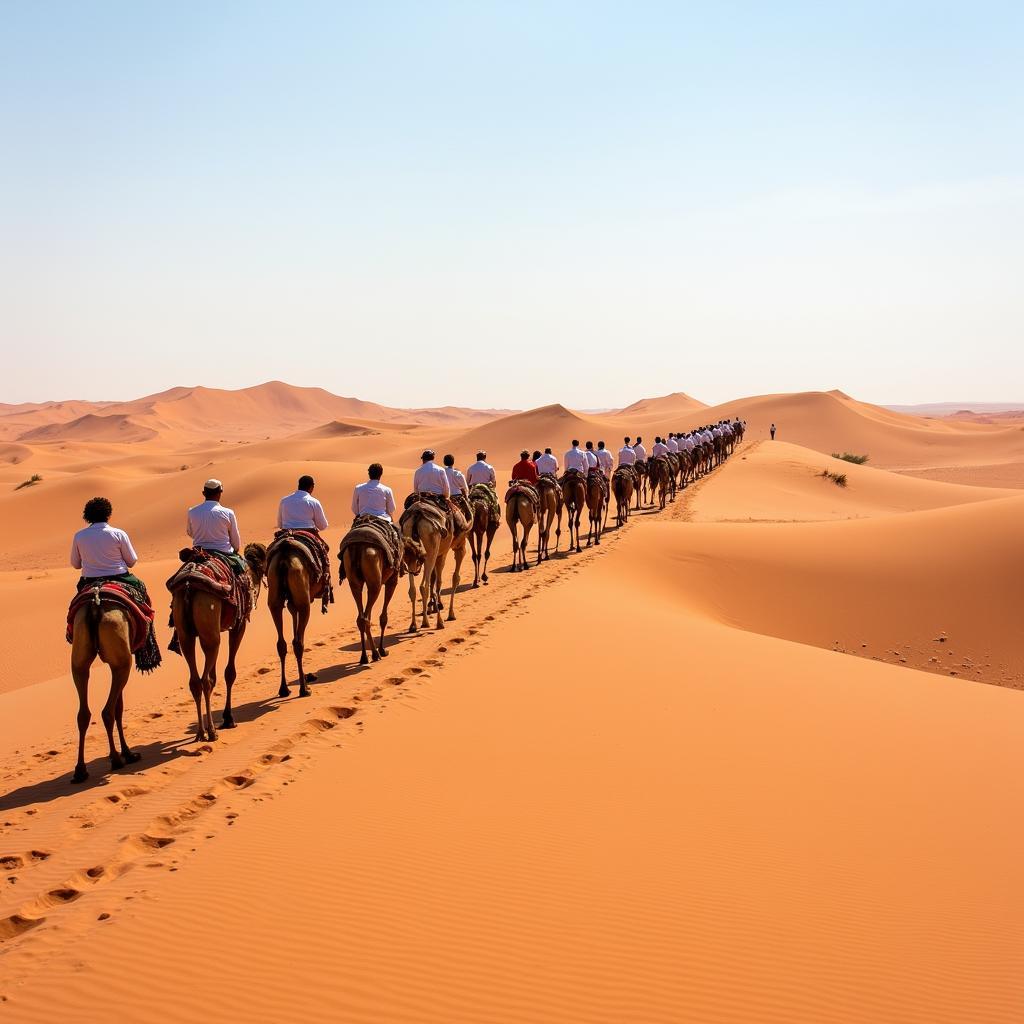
[14,473,42,490]
[820,469,848,487]
[831,452,869,464]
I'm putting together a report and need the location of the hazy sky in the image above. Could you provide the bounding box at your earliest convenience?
[2,1,1021,409]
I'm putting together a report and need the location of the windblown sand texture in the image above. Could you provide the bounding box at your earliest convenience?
[1,382,1022,1022]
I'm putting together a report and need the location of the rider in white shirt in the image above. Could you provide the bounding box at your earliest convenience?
[633,437,648,462]
[595,441,614,477]
[352,463,397,521]
[651,437,669,458]
[618,438,636,467]
[667,434,679,454]
[442,454,469,496]
[278,475,329,531]
[412,451,451,497]
[584,442,599,470]
[536,448,558,476]
[466,452,497,487]
[563,441,589,475]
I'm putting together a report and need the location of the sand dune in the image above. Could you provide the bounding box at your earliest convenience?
[18,413,159,444]
[2,385,1023,1021]
[615,390,707,419]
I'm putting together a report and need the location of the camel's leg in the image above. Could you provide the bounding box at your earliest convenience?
[508,517,520,572]
[407,569,419,633]
[99,660,130,772]
[114,690,140,764]
[378,574,397,656]
[294,602,312,697]
[70,628,95,783]
[483,525,497,583]
[447,543,466,621]
[221,624,244,727]
[469,528,482,587]
[420,558,434,628]
[364,576,382,661]
[432,551,448,629]
[176,623,207,742]
[270,598,289,698]
[349,578,370,664]
[199,628,220,742]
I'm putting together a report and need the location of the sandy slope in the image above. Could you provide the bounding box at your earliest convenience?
[1,456,1022,1022]
[2,387,1024,1021]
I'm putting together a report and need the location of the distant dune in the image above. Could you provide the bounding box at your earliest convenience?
[615,391,707,419]
[17,412,158,444]
[293,420,381,439]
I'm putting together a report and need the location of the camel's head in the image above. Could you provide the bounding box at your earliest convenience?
[243,542,268,579]
[400,537,426,577]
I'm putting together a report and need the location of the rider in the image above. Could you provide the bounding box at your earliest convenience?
[351,463,397,521]
[466,451,496,488]
[564,439,589,476]
[651,436,669,459]
[71,496,149,599]
[666,433,679,454]
[511,449,540,484]
[187,479,246,574]
[633,436,648,464]
[413,450,451,498]
[536,447,558,476]
[618,437,637,467]
[595,440,614,478]
[584,441,599,472]
[277,474,329,532]
[442,454,469,498]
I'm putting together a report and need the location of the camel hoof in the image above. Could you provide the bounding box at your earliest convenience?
[472,581,480,589]
[278,686,290,698]
[379,647,389,658]
[446,613,456,622]
[299,688,311,699]
[122,749,142,764]
[371,650,380,662]
[408,626,418,634]
[221,718,236,729]
[360,654,369,665]
[71,766,89,784]
[110,753,124,771]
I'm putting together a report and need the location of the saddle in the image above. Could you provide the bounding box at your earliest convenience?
[268,528,334,613]
[166,548,254,637]
[469,483,501,525]
[587,468,608,497]
[613,465,636,485]
[400,495,451,540]
[338,515,405,581]
[505,480,540,510]
[66,581,162,673]
[560,468,587,487]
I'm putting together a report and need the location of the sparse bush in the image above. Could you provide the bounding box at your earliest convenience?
[820,469,848,487]
[14,473,42,491]
[831,452,869,464]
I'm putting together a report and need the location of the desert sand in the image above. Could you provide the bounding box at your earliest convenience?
[1,382,1022,1022]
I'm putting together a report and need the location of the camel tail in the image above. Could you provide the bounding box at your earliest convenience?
[85,589,103,649]
[275,552,291,605]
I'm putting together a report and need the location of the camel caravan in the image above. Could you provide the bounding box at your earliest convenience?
[64,419,745,783]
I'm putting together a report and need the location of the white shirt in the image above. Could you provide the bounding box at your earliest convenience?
[71,522,138,578]
[277,490,328,531]
[413,462,450,497]
[667,437,679,453]
[595,449,613,475]
[684,437,695,451]
[618,445,636,466]
[466,460,496,487]
[536,452,558,475]
[652,441,669,458]
[187,500,241,554]
[564,446,589,473]
[633,442,647,461]
[444,466,468,496]
[585,449,598,469]
[713,428,722,438]
[352,480,396,520]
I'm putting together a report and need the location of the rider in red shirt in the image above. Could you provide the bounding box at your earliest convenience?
[510,450,539,485]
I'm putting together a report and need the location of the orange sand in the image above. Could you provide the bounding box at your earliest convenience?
[1,382,1022,1022]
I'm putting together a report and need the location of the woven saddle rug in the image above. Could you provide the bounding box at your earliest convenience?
[267,528,334,613]
[469,483,501,525]
[587,469,609,497]
[338,515,405,581]
[66,581,162,673]
[613,466,636,486]
[504,481,540,510]
[400,495,451,541]
[166,549,254,653]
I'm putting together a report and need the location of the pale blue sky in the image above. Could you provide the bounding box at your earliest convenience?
[2,1,1021,408]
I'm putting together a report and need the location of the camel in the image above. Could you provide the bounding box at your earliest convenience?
[467,485,500,586]
[343,534,425,664]
[401,501,453,631]
[536,475,563,561]
[612,468,634,527]
[561,471,587,553]
[585,472,606,546]
[266,537,329,702]
[665,453,679,501]
[649,457,670,510]
[69,595,141,783]
[505,487,537,571]
[171,544,266,741]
